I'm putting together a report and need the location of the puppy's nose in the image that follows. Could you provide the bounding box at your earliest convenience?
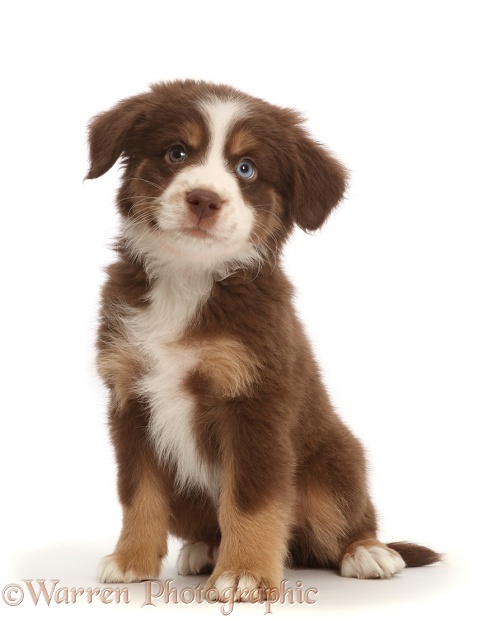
[186,189,222,219]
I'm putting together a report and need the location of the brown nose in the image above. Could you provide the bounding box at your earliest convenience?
[186,189,222,219]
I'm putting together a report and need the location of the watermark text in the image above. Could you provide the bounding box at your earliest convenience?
[2,579,317,614]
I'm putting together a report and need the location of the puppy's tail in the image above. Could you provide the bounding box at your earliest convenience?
[387,541,442,567]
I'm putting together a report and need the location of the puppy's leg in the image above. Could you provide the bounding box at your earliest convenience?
[206,486,290,601]
[291,495,405,578]
[98,465,169,583]
[98,400,170,583]
[290,439,405,579]
[290,482,351,568]
[206,412,294,602]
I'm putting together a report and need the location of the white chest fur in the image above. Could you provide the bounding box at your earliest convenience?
[123,267,220,499]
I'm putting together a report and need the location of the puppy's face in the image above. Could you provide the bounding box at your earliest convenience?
[87,81,348,271]
[128,95,279,269]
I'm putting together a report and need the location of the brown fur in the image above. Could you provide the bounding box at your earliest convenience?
[386,542,442,567]
[194,337,262,399]
[206,448,292,598]
[229,126,259,158]
[111,460,169,578]
[88,80,441,596]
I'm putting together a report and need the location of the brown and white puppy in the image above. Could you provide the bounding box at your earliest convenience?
[87,80,440,601]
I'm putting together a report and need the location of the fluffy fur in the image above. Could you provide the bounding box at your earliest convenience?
[88,80,440,599]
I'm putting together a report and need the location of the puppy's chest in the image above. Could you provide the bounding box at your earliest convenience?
[123,276,219,497]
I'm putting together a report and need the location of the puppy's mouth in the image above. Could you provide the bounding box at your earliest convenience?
[179,226,218,240]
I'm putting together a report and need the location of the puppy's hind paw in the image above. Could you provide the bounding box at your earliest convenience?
[177,542,219,576]
[340,540,406,579]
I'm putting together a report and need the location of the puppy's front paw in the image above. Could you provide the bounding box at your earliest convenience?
[97,553,162,583]
[177,542,219,576]
[206,570,280,603]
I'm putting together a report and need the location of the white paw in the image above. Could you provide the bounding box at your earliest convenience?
[340,545,406,579]
[97,554,157,583]
[177,542,219,576]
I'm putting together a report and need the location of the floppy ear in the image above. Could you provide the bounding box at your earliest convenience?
[86,94,147,180]
[290,132,348,232]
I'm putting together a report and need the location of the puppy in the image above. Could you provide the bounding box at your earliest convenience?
[87,80,440,600]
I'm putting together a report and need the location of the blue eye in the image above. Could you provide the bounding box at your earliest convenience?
[236,159,257,180]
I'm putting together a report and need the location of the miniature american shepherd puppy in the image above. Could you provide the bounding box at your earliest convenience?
[87,80,440,601]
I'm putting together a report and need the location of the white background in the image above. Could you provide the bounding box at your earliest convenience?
[1,1,496,616]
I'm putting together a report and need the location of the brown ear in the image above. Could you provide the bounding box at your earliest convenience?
[86,94,147,179]
[290,132,348,232]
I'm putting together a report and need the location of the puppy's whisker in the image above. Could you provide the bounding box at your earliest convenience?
[255,207,284,223]
[252,221,280,250]
[129,177,165,191]
[252,236,278,274]
[129,200,159,210]
[164,165,178,177]
[125,219,158,248]
[119,195,160,201]
[128,212,156,225]
[128,198,158,208]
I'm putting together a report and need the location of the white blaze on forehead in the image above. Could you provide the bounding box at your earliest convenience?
[199,96,249,167]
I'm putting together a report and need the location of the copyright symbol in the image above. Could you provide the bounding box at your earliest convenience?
[2,584,24,606]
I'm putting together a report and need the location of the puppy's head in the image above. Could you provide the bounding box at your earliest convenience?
[87,81,347,272]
